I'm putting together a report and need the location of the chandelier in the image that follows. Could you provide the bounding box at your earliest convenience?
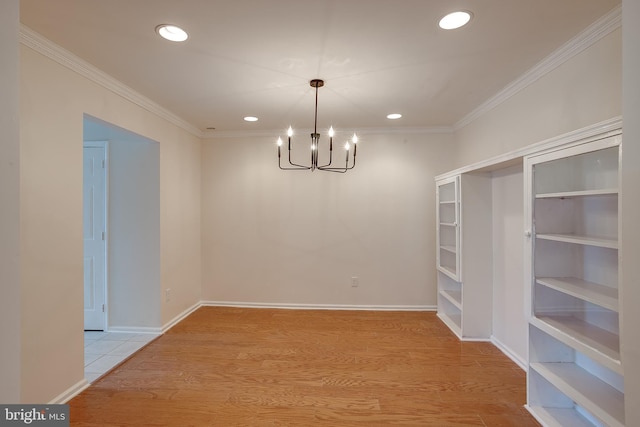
[277,79,358,173]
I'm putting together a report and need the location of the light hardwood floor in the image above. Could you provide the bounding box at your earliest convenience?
[69,307,540,426]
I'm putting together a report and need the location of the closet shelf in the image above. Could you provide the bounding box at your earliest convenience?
[530,362,624,427]
[437,265,458,281]
[527,406,596,427]
[437,312,461,338]
[536,233,618,249]
[536,277,618,312]
[439,289,462,309]
[440,245,457,254]
[535,188,618,199]
[531,316,621,373]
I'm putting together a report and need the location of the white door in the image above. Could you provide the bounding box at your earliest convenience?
[83,142,107,330]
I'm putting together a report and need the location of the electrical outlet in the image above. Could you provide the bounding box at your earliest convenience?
[351,277,359,287]
[165,288,171,302]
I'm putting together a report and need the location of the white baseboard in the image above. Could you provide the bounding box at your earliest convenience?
[107,326,162,334]
[460,337,492,342]
[108,300,430,337]
[50,378,90,404]
[201,300,436,312]
[491,335,527,371]
[161,302,202,333]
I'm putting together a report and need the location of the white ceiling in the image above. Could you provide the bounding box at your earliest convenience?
[20,0,620,136]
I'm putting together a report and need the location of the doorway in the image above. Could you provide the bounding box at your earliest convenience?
[83,141,107,331]
[82,115,161,331]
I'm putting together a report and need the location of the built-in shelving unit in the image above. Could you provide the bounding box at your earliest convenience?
[525,134,624,426]
[436,174,492,340]
[436,176,460,282]
[436,176,462,336]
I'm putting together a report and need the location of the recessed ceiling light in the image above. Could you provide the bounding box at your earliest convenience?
[438,11,472,30]
[155,24,188,42]
[387,113,402,120]
[244,116,259,122]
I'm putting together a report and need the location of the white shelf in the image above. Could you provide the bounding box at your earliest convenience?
[527,406,594,427]
[536,277,618,312]
[439,222,456,227]
[536,233,618,249]
[437,312,461,338]
[439,289,462,310]
[535,188,618,199]
[530,362,624,427]
[531,316,621,373]
[439,200,456,205]
[440,245,457,254]
[437,265,458,281]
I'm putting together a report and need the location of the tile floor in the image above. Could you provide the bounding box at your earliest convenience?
[84,331,160,383]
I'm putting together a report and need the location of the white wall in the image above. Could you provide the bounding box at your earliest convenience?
[0,0,21,403]
[108,139,161,329]
[490,166,526,365]
[455,28,621,168]
[202,132,455,307]
[19,41,202,402]
[159,129,202,324]
[621,0,640,424]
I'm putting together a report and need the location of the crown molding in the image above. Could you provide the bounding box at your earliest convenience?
[453,5,622,131]
[356,126,454,136]
[19,25,204,138]
[203,126,453,140]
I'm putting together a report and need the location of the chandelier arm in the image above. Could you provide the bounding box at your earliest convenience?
[347,153,356,169]
[280,166,312,170]
[316,166,347,173]
[318,165,350,171]
[317,153,333,168]
[286,144,311,169]
[279,154,310,170]
[318,150,356,171]
[344,146,357,170]
[280,165,312,170]
[317,153,348,172]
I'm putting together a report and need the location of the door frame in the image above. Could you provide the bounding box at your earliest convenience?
[83,140,109,331]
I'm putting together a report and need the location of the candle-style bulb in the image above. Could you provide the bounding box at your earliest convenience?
[277,137,283,147]
[344,142,350,151]
[328,126,335,137]
[287,126,293,137]
[352,133,358,144]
